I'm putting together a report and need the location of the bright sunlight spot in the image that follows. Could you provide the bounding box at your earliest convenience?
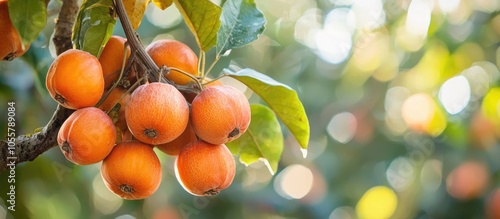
[145,3,182,29]
[386,157,415,191]
[274,164,314,199]
[438,0,461,13]
[420,159,443,192]
[406,0,432,37]
[356,186,398,219]
[329,206,356,219]
[327,112,357,144]
[402,93,447,136]
[438,76,471,115]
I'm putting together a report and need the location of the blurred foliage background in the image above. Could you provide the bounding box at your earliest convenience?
[1,0,500,218]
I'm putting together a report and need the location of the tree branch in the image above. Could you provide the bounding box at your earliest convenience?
[0,0,78,173]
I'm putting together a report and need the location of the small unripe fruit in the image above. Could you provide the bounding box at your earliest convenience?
[175,140,236,196]
[57,107,116,165]
[191,85,251,145]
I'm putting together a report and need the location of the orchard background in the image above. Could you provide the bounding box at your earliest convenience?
[1,0,500,218]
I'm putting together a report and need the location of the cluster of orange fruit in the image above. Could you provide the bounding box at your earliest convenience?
[45,36,251,199]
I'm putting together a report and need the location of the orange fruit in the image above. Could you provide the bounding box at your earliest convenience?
[46,49,104,109]
[183,77,223,103]
[98,86,130,132]
[99,35,131,89]
[146,39,198,85]
[101,141,162,200]
[0,0,29,61]
[125,82,189,145]
[156,121,197,156]
[175,140,235,196]
[57,107,116,165]
[191,85,251,144]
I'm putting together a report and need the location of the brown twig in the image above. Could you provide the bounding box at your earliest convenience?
[0,0,78,172]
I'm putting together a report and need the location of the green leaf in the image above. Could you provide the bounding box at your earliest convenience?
[173,0,221,51]
[72,0,117,57]
[227,104,283,175]
[8,0,47,46]
[217,0,265,56]
[152,0,173,10]
[226,68,310,152]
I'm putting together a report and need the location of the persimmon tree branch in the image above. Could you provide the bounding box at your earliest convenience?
[0,0,78,173]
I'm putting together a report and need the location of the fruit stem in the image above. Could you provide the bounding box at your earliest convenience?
[113,0,161,82]
[169,67,203,91]
[204,56,221,79]
[95,45,134,109]
[202,74,227,86]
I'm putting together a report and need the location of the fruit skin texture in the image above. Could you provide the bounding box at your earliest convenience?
[101,141,162,200]
[146,39,198,85]
[175,140,236,196]
[46,49,104,109]
[57,107,116,165]
[99,36,131,89]
[191,85,251,145]
[156,121,197,156]
[125,82,189,145]
[0,0,29,61]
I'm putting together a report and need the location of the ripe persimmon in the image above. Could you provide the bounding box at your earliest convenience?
[99,35,131,89]
[98,86,130,132]
[183,77,223,103]
[57,107,116,165]
[175,140,235,196]
[191,85,251,145]
[125,82,189,145]
[0,0,29,61]
[146,39,198,85]
[101,141,162,200]
[46,49,104,109]
[156,121,197,156]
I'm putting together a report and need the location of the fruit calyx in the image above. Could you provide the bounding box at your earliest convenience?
[61,142,71,153]
[120,184,135,194]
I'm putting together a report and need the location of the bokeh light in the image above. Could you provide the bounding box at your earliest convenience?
[386,157,414,192]
[274,164,314,199]
[446,161,490,200]
[356,186,398,219]
[401,93,447,136]
[327,112,357,144]
[438,75,471,115]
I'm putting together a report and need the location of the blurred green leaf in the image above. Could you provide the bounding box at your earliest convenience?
[151,0,173,10]
[227,104,283,175]
[217,0,265,56]
[8,0,47,46]
[225,68,310,150]
[173,0,221,51]
[72,0,116,57]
